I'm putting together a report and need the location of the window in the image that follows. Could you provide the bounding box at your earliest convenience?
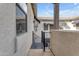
[44,23,48,30]
[50,24,54,29]
[16,3,27,35]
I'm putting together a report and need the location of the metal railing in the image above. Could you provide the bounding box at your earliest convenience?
[41,31,50,52]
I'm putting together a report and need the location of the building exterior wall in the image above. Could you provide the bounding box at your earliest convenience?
[0,3,16,56]
[0,3,34,56]
[34,21,53,40]
[15,3,34,56]
[34,21,42,38]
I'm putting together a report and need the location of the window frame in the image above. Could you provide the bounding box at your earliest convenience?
[44,23,48,30]
[16,3,27,35]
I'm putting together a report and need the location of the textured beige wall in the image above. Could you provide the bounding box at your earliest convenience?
[50,30,79,56]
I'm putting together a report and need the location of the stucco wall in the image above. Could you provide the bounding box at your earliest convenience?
[34,21,53,40]
[0,3,16,56]
[50,30,79,56]
[34,22,42,38]
[15,3,34,56]
[0,3,34,56]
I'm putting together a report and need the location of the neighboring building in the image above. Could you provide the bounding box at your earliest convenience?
[72,20,79,29]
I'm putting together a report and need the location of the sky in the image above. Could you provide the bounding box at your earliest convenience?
[37,3,79,17]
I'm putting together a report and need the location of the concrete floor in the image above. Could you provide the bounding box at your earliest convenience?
[27,48,54,56]
[28,33,53,56]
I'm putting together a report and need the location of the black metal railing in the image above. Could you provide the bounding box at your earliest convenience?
[41,31,50,52]
[41,31,45,51]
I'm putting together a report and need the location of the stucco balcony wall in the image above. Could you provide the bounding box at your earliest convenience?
[50,30,79,56]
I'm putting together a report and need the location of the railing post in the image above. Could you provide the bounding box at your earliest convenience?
[41,31,45,52]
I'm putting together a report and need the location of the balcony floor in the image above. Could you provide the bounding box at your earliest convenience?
[27,48,54,56]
